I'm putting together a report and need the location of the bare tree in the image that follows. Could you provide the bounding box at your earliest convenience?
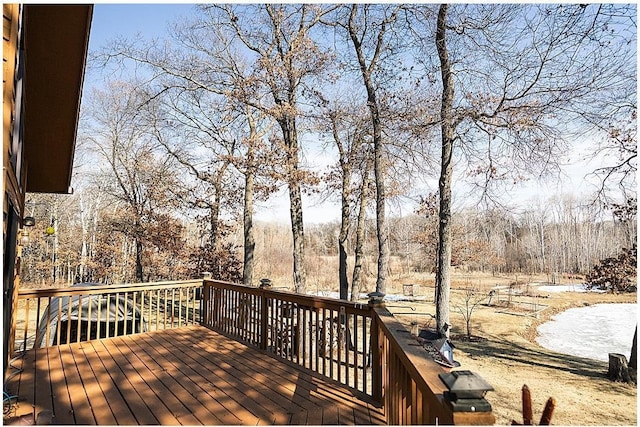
[328,101,373,301]
[350,159,374,301]
[171,15,282,285]
[454,282,489,339]
[144,88,239,251]
[239,106,275,286]
[318,4,435,298]
[333,109,354,300]
[434,4,455,337]
[420,3,636,337]
[343,4,408,295]
[97,10,283,286]
[204,4,339,293]
[84,80,182,282]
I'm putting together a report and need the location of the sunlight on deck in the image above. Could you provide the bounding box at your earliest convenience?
[4,325,385,425]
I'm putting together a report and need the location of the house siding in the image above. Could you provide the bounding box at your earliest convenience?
[3,3,23,376]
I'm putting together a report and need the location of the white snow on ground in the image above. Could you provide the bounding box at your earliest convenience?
[536,303,637,362]
[536,283,605,293]
[311,291,368,300]
[312,287,636,363]
[310,291,428,302]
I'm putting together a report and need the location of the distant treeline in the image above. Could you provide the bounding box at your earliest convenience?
[20,193,635,288]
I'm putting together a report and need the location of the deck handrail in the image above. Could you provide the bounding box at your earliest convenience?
[372,304,495,425]
[16,279,203,298]
[11,280,203,353]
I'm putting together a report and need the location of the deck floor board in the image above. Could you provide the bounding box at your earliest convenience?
[153,328,302,424]
[5,325,385,425]
[112,335,203,425]
[102,338,180,425]
[133,331,249,425]
[58,344,95,424]
[70,343,117,425]
[165,330,315,415]
[77,341,138,425]
[37,349,58,423]
[90,339,161,425]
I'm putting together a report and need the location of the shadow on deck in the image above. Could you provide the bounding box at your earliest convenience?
[4,325,386,425]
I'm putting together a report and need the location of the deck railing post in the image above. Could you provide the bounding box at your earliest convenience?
[440,370,496,425]
[368,292,385,404]
[8,256,21,358]
[259,279,272,350]
[201,273,211,326]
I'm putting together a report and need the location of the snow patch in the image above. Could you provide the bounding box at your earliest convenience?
[536,303,637,362]
[309,291,428,302]
[535,283,605,293]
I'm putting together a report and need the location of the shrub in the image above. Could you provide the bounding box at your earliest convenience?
[188,242,242,283]
[585,244,637,293]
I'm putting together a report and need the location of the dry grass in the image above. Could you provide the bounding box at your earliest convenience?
[267,255,637,425]
[383,272,637,426]
[14,266,637,425]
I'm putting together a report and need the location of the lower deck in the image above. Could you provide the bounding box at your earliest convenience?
[4,325,386,425]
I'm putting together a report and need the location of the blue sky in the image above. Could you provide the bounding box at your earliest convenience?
[85,3,346,223]
[84,4,196,102]
[81,3,622,224]
[89,4,195,51]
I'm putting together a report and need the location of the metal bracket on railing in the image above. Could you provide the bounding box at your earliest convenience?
[386,304,416,311]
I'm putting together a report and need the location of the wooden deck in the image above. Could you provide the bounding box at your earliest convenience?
[4,325,386,425]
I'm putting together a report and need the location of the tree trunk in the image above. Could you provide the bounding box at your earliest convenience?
[330,110,353,300]
[373,125,389,296]
[135,238,144,282]
[351,176,369,302]
[243,156,256,286]
[608,353,633,383]
[348,4,389,295]
[280,116,306,293]
[210,170,226,250]
[338,222,349,300]
[338,150,351,301]
[79,197,88,283]
[51,214,59,284]
[90,195,100,281]
[435,3,454,338]
[242,115,258,287]
[289,182,306,293]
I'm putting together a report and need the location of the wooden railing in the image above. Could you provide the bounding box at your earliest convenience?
[11,280,202,353]
[201,280,375,396]
[372,305,495,425]
[202,279,495,425]
[11,279,495,425]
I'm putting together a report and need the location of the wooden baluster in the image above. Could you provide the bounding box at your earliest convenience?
[123,292,128,336]
[77,294,83,342]
[96,294,102,339]
[178,287,183,328]
[87,294,93,340]
[370,312,382,404]
[259,291,267,351]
